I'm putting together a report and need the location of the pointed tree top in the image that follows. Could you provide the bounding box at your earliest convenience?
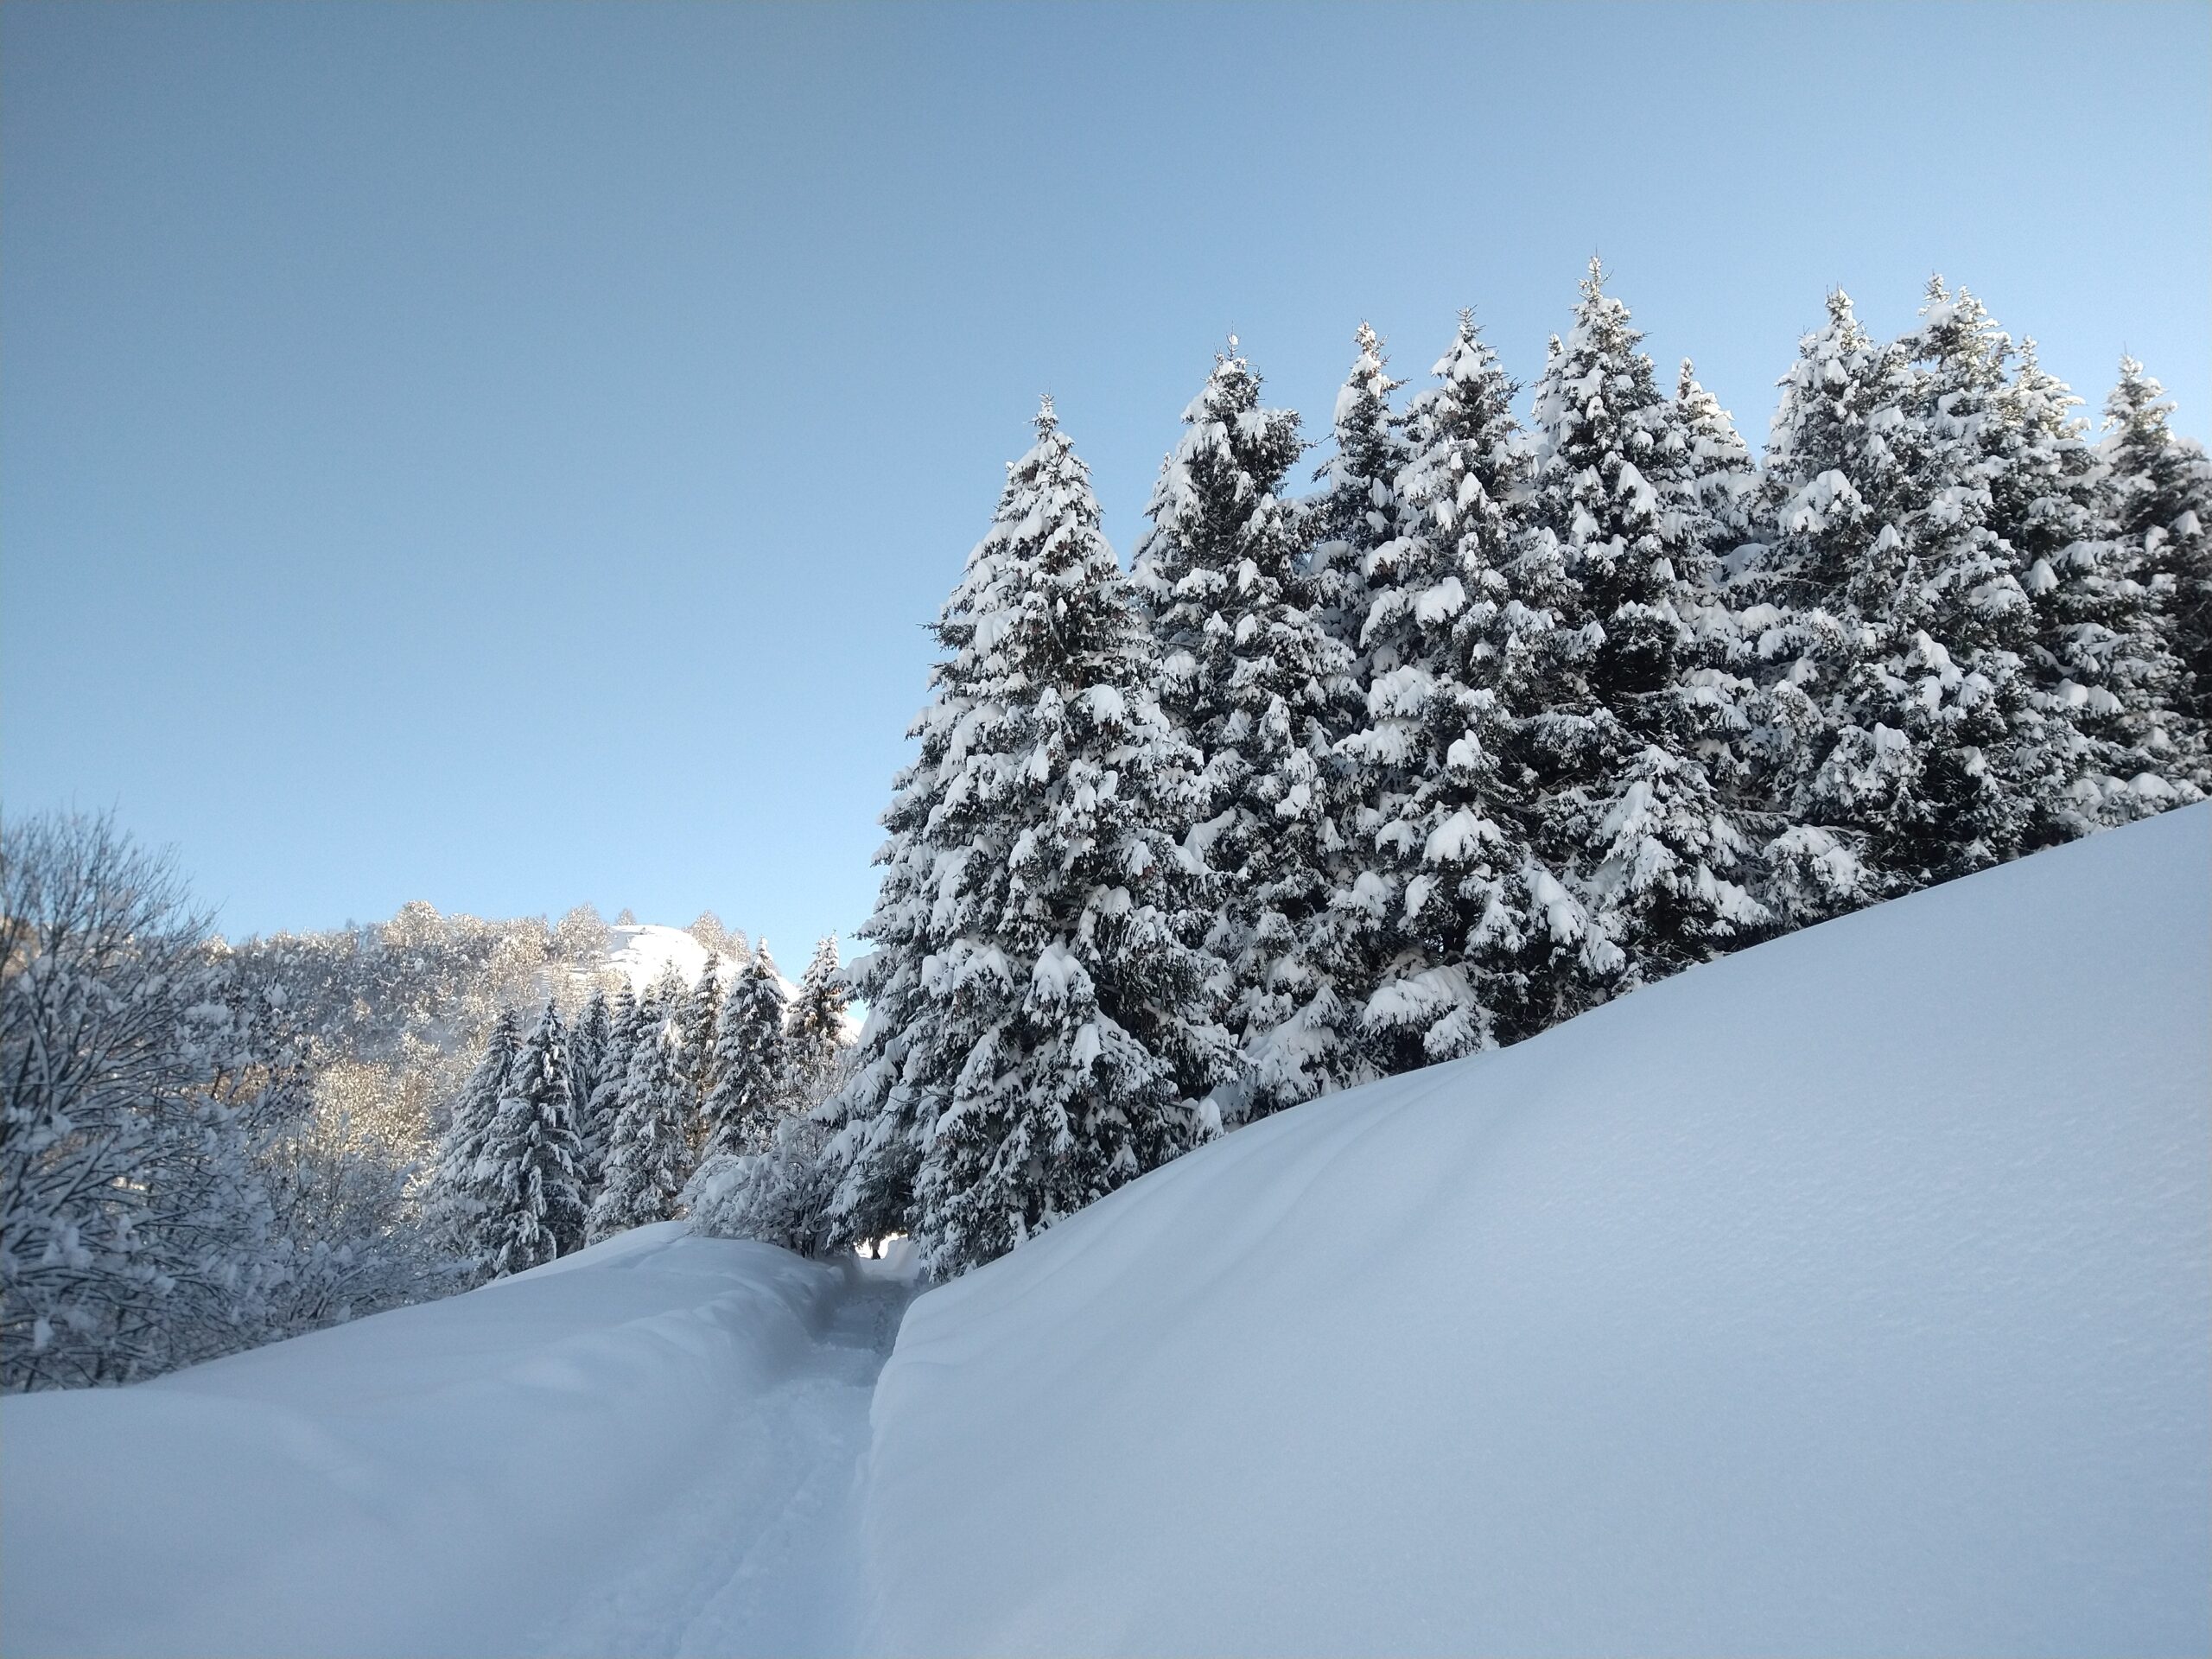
[1582,254,1608,298]
[1035,393,1058,435]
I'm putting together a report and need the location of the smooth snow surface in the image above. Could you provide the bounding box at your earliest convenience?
[604,923,718,992]
[3,1226,915,1658]
[865,804,2212,1657]
[4,810,2205,1658]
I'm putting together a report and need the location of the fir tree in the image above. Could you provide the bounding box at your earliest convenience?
[577,984,637,1198]
[1738,289,1916,920]
[1524,262,1764,991]
[1675,359,1763,556]
[1993,342,2199,824]
[1746,283,2053,906]
[477,1001,586,1274]
[701,942,793,1161]
[1306,322,1409,674]
[429,1007,520,1267]
[568,987,613,1158]
[785,936,851,1103]
[825,398,1232,1274]
[586,998,690,1241]
[682,953,725,1121]
[1344,310,1562,1065]
[1133,343,1364,1119]
[2101,355,2212,735]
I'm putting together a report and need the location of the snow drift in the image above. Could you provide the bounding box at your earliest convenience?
[2,1226,913,1658]
[863,803,2212,1657]
[3,808,2204,1658]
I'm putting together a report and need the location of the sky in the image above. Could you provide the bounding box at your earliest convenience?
[4,1,2208,953]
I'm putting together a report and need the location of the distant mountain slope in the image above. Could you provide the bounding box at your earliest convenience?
[603,921,718,991]
[863,803,2211,1657]
[601,922,802,1002]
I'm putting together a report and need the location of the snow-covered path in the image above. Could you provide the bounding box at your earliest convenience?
[538,1272,911,1658]
[2,1226,919,1659]
[7,806,2209,1657]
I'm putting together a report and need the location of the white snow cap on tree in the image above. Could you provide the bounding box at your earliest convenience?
[823,397,1233,1274]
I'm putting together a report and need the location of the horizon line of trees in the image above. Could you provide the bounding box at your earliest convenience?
[429,937,849,1279]
[708,261,2210,1277]
[0,818,850,1391]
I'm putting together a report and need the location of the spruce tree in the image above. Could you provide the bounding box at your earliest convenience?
[429,1007,520,1267]
[827,399,1232,1274]
[701,942,793,1160]
[1343,310,1566,1065]
[785,936,851,1104]
[478,1001,587,1274]
[1306,322,1409,676]
[1992,342,2199,824]
[1133,343,1363,1119]
[1524,262,1764,990]
[1675,359,1763,556]
[568,987,613,1157]
[577,984,637,1198]
[682,953,725,1123]
[1739,289,1916,921]
[1746,283,2049,906]
[2101,355,2212,735]
[586,998,690,1241]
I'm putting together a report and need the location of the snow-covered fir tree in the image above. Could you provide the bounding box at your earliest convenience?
[1341,309,1560,1065]
[822,398,1232,1273]
[681,953,724,1123]
[1745,283,2041,909]
[701,942,793,1160]
[429,1006,521,1266]
[1991,341,2200,824]
[1854,278,2056,881]
[576,983,637,1198]
[567,987,613,1158]
[1306,321,1408,677]
[785,936,850,1103]
[1132,343,1364,1119]
[586,996,691,1242]
[1675,358,1764,556]
[1523,263,1765,992]
[476,1001,586,1275]
[2101,355,2212,733]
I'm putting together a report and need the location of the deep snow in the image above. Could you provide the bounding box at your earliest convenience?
[2,1226,916,1658]
[864,803,2210,1656]
[3,805,2206,1658]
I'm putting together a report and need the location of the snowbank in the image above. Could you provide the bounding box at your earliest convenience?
[1,1226,880,1658]
[864,804,2212,1657]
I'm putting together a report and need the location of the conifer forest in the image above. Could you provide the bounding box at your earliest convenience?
[5,262,2209,1384]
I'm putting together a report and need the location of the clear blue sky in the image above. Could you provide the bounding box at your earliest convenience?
[5,2,2207,951]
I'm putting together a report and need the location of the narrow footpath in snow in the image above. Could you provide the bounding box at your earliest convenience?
[537,1266,914,1658]
[2,1225,921,1659]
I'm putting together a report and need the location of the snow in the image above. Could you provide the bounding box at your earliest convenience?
[604,923,715,992]
[864,803,2211,1656]
[4,808,2206,1656]
[3,1226,918,1659]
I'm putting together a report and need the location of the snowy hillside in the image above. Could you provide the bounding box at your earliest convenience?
[863,803,2210,1656]
[4,806,2205,1657]
[603,922,721,991]
[2,1226,919,1658]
